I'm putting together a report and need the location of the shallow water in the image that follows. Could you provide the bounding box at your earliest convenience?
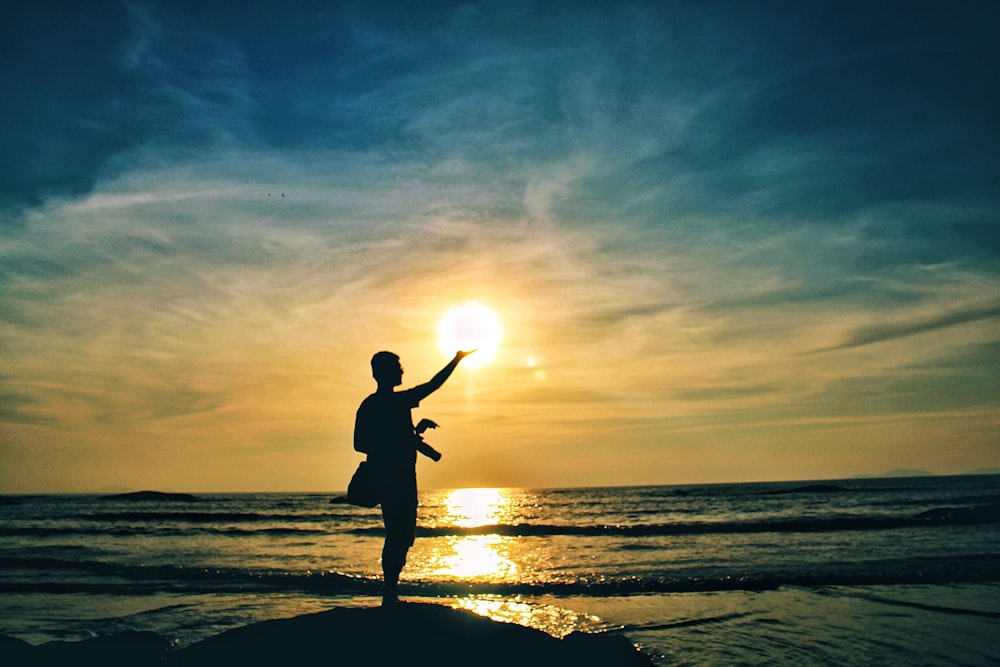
[578,585,1000,666]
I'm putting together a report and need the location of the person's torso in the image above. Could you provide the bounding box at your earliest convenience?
[357,390,419,470]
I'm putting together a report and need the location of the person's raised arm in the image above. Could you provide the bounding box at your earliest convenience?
[411,350,474,401]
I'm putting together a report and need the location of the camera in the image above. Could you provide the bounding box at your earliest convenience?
[414,437,442,461]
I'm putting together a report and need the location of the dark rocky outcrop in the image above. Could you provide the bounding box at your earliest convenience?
[168,604,653,667]
[1,604,653,667]
[2,631,170,667]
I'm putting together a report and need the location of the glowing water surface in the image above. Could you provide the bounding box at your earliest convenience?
[410,488,601,638]
[412,488,520,581]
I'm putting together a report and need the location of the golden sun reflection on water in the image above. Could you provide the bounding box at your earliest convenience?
[423,488,519,580]
[450,596,604,639]
[413,489,608,638]
[430,535,518,579]
[439,487,516,527]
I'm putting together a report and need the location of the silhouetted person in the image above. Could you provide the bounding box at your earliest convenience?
[354,349,473,605]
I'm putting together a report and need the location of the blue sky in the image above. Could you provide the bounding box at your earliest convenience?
[1,1,998,492]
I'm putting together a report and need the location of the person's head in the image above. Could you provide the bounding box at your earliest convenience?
[370,351,403,387]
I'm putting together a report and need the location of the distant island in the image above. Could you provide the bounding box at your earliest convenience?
[851,469,935,479]
[851,468,1000,479]
[98,490,198,502]
[963,467,1000,476]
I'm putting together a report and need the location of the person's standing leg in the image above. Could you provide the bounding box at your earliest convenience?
[380,496,416,605]
[381,500,404,605]
[380,474,418,605]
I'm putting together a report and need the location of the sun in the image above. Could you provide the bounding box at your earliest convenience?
[437,302,503,369]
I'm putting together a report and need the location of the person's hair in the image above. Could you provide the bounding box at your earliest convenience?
[370,351,400,382]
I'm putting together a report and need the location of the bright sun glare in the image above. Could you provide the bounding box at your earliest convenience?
[437,302,502,369]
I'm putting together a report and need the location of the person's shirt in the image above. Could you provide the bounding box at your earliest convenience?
[354,388,423,472]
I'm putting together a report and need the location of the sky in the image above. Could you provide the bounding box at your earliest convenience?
[1,1,998,493]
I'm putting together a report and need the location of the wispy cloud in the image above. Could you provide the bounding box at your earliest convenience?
[813,300,1000,353]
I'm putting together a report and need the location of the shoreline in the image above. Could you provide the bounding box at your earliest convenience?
[1,602,654,667]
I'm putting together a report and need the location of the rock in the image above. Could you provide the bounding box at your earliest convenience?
[0,635,33,663]
[1,604,654,667]
[168,603,653,667]
[2,631,170,667]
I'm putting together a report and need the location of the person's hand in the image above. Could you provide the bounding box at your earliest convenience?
[415,418,439,434]
[455,350,476,361]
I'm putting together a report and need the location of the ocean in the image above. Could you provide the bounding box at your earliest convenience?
[1,475,998,665]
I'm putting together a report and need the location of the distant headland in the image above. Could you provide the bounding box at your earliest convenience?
[98,490,199,502]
